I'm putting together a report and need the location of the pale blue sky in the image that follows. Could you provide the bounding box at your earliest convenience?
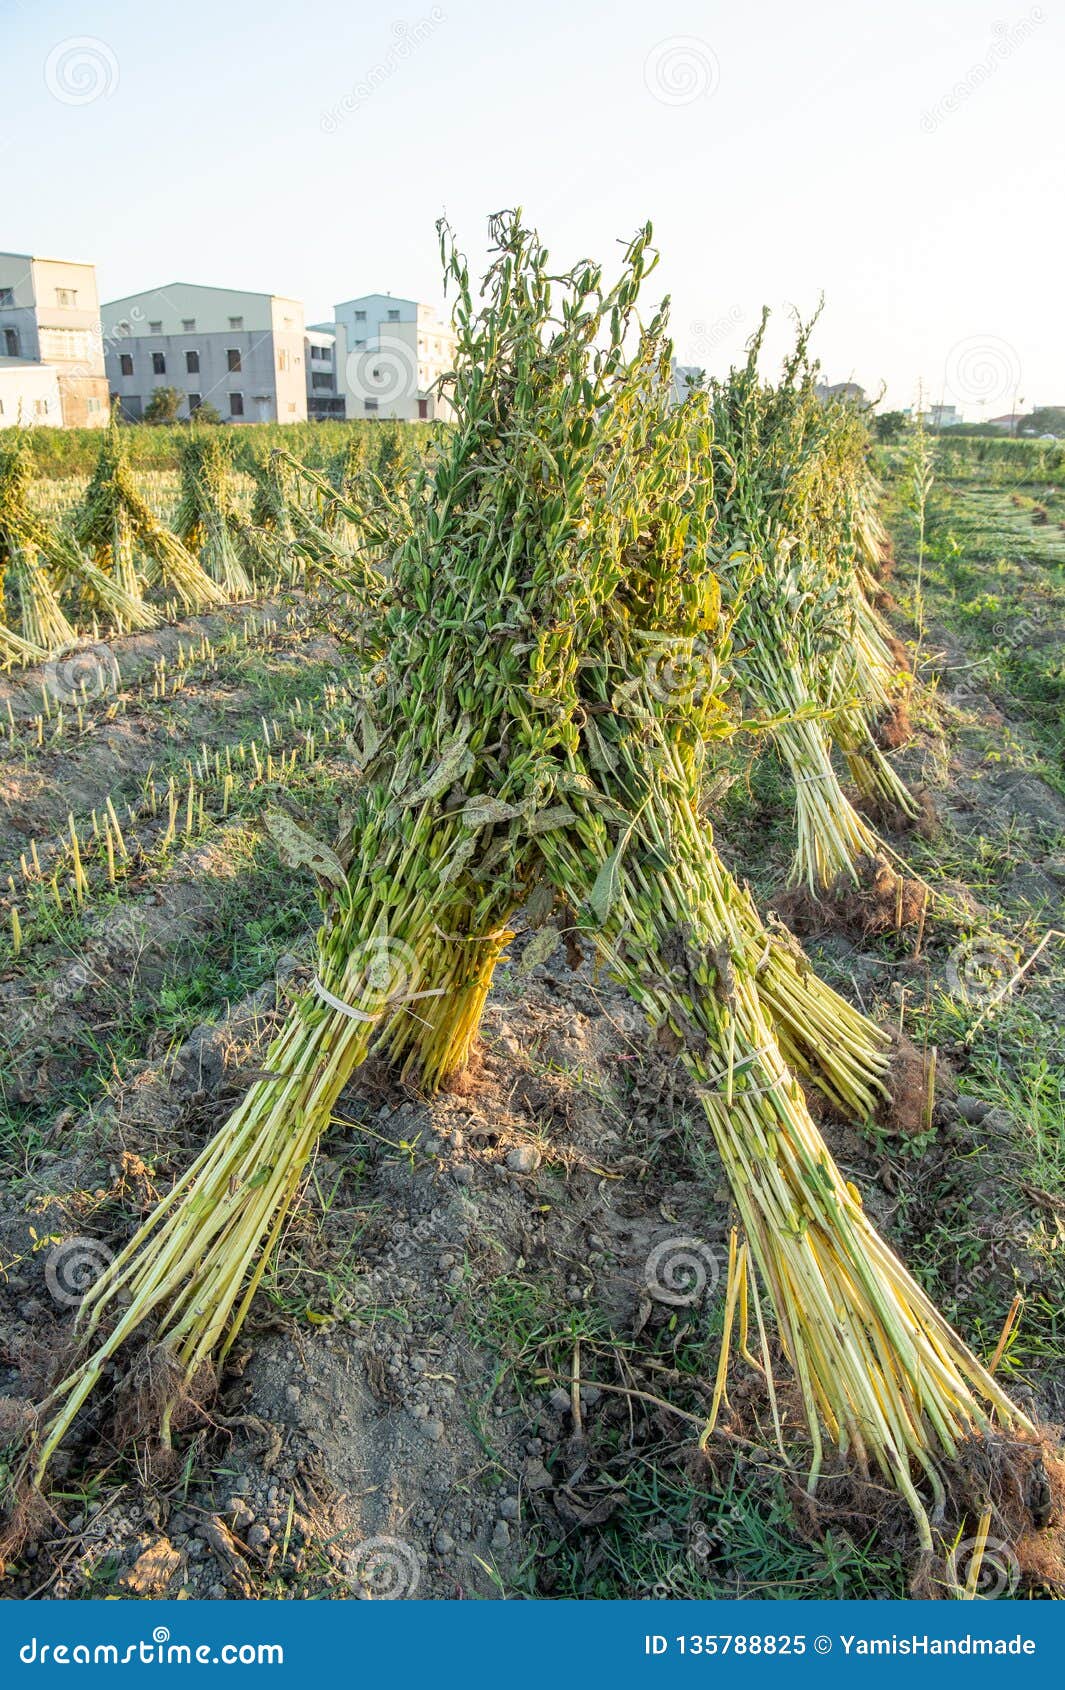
[4,0,1061,412]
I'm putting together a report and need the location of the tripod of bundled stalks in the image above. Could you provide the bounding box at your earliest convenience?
[707,317,916,889]
[1,434,155,651]
[0,443,75,656]
[243,447,307,584]
[175,434,254,598]
[75,415,226,619]
[18,213,1040,1569]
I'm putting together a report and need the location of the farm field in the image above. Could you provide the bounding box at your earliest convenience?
[0,256,1062,1603]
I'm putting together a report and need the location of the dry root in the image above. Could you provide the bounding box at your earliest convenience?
[873,695,913,751]
[773,854,927,941]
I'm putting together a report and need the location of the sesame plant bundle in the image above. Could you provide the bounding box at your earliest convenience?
[270,449,405,592]
[20,214,1029,1557]
[537,721,1031,1542]
[0,445,76,654]
[707,321,914,888]
[815,401,918,799]
[243,446,311,585]
[75,415,225,617]
[174,433,253,598]
[0,436,151,641]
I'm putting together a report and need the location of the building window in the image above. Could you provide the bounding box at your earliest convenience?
[354,338,366,349]
[364,398,379,412]
[418,398,429,420]
[227,348,241,372]
[0,287,13,306]
[287,402,297,413]
[354,309,366,321]
[182,318,196,332]
[311,372,334,390]
[148,319,162,333]
[229,391,244,417]
[186,349,200,374]
[188,393,202,413]
[387,309,400,321]
[229,316,243,331]
[152,352,166,375]
[34,398,50,417]
[277,348,289,372]
[4,328,20,356]
[56,287,77,306]
[119,353,134,376]
[87,397,102,414]
[283,316,294,329]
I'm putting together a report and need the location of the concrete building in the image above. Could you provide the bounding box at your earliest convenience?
[333,294,455,421]
[0,360,63,429]
[929,403,962,427]
[815,380,868,407]
[101,283,307,424]
[305,325,344,420]
[0,251,109,427]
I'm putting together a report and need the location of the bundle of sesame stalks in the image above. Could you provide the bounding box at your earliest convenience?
[76,414,226,618]
[24,214,1031,1554]
[243,446,308,585]
[174,433,254,598]
[0,435,152,648]
[274,449,412,597]
[0,443,76,654]
[706,316,916,889]
[241,452,397,605]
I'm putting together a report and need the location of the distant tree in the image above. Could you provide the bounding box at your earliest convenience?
[143,386,184,426]
[188,401,222,426]
[874,410,907,442]
[1025,407,1065,438]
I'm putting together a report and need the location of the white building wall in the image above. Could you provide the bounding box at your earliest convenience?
[334,293,455,421]
[0,361,63,429]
